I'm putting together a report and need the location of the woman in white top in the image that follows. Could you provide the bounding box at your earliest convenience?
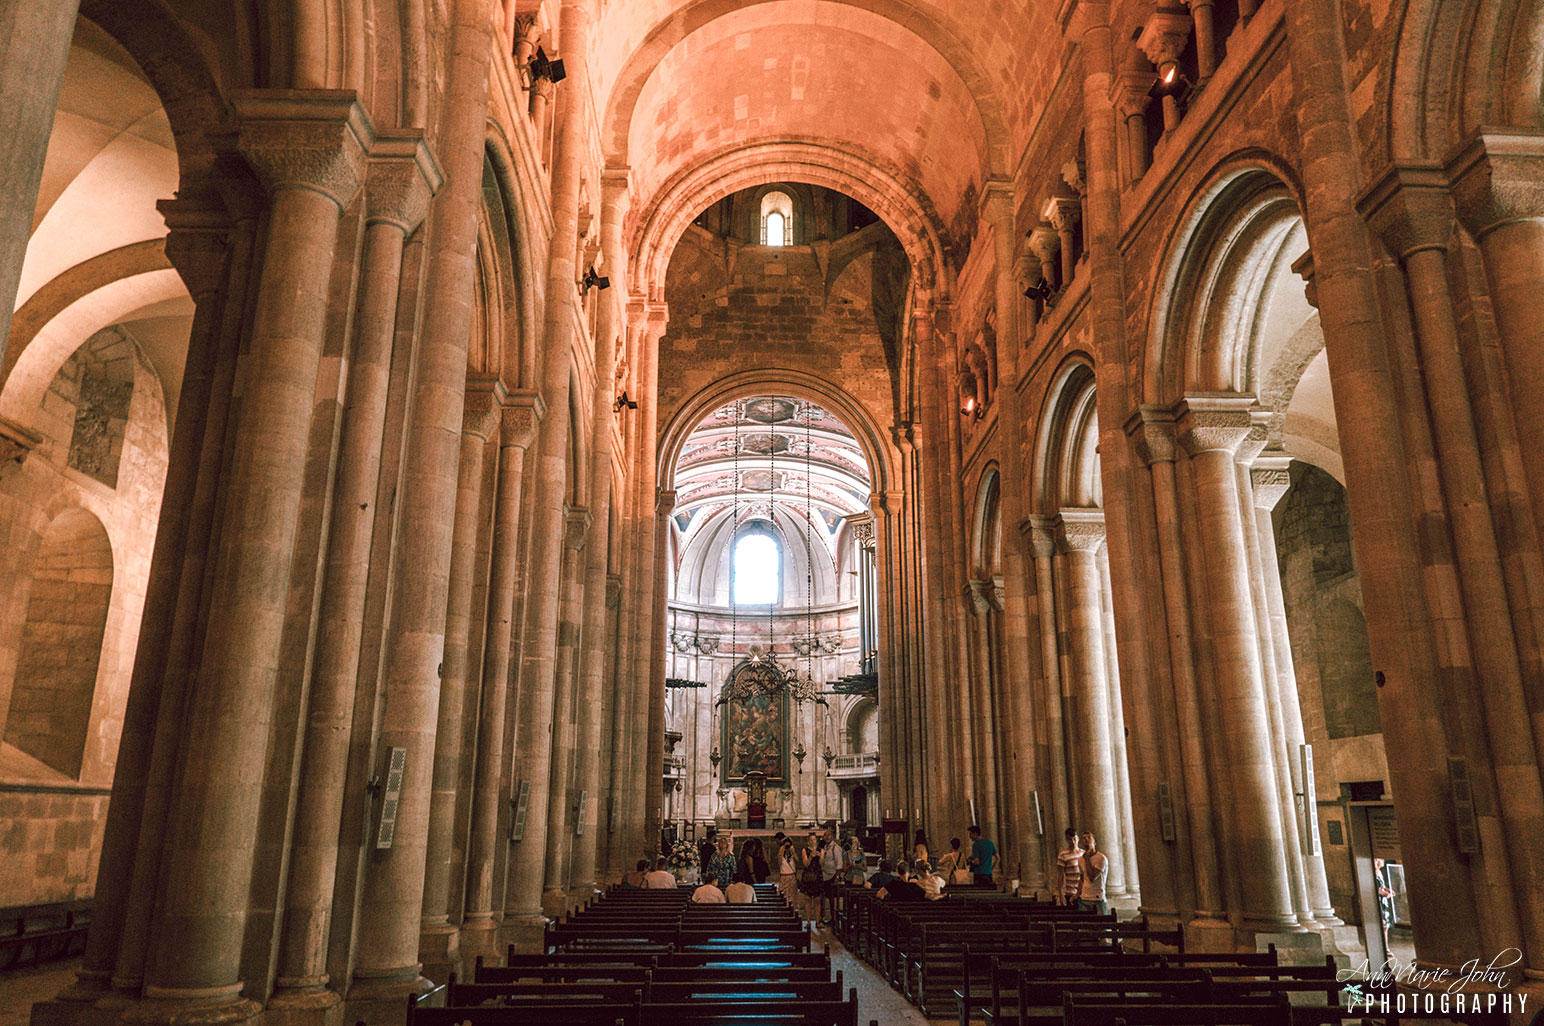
[777,839,797,906]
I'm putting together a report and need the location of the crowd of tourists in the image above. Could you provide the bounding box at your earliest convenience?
[614,822,1109,923]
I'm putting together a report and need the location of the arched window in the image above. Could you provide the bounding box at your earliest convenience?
[732,530,780,604]
[760,191,794,246]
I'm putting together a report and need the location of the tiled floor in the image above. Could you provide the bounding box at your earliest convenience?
[811,924,938,1025]
[0,958,77,1026]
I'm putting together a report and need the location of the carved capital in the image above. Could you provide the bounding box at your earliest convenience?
[1112,71,1156,119]
[232,89,373,208]
[158,199,233,297]
[1236,421,1270,464]
[364,129,442,233]
[1250,454,1293,511]
[1026,514,1060,559]
[991,577,1006,612]
[1062,159,1087,196]
[500,389,546,450]
[1058,510,1107,553]
[606,573,624,609]
[1043,195,1081,233]
[1027,224,1061,265]
[656,489,678,515]
[1177,397,1255,456]
[1356,161,1454,259]
[1137,8,1195,69]
[0,416,43,472]
[461,379,504,441]
[1446,129,1544,240]
[966,580,993,617]
[1128,406,1178,465]
[1290,250,1318,309]
[564,507,592,550]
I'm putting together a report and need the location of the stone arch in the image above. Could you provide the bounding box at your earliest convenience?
[971,465,1002,579]
[482,133,542,388]
[632,141,946,295]
[843,695,878,753]
[3,507,114,779]
[658,370,897,504]
[1031,358,1101,515]
[1382,0,1544,164]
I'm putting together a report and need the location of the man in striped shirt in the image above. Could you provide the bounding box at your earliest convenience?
[1056,827,1084,905]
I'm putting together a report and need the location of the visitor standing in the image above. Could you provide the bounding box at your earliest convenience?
[967,824,996,887]
[846,836,867,884]
[1056,827,1084,905]
[709,833,737,887]
[818,833,843,924]
[1078,831,1108,915]
[777,838,798,905]
[937,837,968,883]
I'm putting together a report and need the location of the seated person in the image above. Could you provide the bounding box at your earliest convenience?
[865,858,895,891]
[692,880,727,903]
[725,879,756,904]
[875,862,927,901]
[915,859,945,900]
[621,858,649,888]
[644,858,677,888]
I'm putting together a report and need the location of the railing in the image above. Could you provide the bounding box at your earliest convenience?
[827,751,879,779]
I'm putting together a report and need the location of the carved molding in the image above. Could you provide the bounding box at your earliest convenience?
[1177,397,1255,457]
[500,388,546,450]
[1137,8,1195,69]
[656,489,678,516]
[606,573,624,609]
[1250,454,1293,511]
[1447,129,1544,240]
[1356,161,1454,259]
[1129,406,1178,466]
[462,379,504,441]
[563,507,592,550]
[1057,510,1107,553]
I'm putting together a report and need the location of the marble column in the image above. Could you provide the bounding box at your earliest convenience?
[1176,399,1297,934]
[542,508,591,914]
[137,92,370,1023]
[1056,514,1121,884]
[459,391,543,966]
[507,0,590,938]
[0,0,80,360]
[347,0,496,1007]
[271,133,438,1016]
[418,388,500,979]
[569,169,627,896]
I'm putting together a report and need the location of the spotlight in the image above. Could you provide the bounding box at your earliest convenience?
[580,267,610,294]
[960,396,978,418]
[613,391,638,413]
[1149,67,1191,98]
[1023,278,1055,303]
[530,47,566,83]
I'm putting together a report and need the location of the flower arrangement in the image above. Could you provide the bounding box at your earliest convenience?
[666,838,698,868]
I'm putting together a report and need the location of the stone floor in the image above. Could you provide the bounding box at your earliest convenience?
[0,958,76,1026]
[0,943,937,1026]
[814,924,937,1025]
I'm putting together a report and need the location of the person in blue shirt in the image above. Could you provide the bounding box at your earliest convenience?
[967,824,997,887]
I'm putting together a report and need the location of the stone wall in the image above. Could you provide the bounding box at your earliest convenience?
[0,786,108,906]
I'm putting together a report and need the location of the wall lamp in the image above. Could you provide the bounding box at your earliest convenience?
[580,267,610,294]
[960,395,984,419]
[1149,65,1191,98]
[1023,278,1055,304]
[530,47,566,83]
[613,392,638,413]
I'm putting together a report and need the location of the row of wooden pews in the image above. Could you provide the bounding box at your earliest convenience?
[828,885,1421,1026]
[406,884,877,1026]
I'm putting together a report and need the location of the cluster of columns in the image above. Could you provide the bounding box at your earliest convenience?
[20,4,674,1026]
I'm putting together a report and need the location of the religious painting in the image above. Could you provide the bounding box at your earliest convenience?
[722,676,789,785]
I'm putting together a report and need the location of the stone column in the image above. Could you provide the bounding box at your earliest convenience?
[506,0,590,940]
[542,508,591,913]
[459,391,543,966]
[1027,520,1070,865]
[569,169,627,897]
[965,580,1002,856]
[1370,159,1544,969]
[1249,456,1340,927]
[0,0,80,361]
[1284,0,1490,968]
[1131,410,1226,931]
[272,132,437,1016]
[39,200,247,1020]
[138,92,370,1021]
[645,488,675,849]
[1184,0,1217,84]
[418,386,499,980]
[1112,74,1153,185]
[1045,197,1081,286]
[1096,548,1136,899]
[1176,400,1296,935]
[347,0,496,1006]
[1231,432,1313,929]
[1056,514,1121,886]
